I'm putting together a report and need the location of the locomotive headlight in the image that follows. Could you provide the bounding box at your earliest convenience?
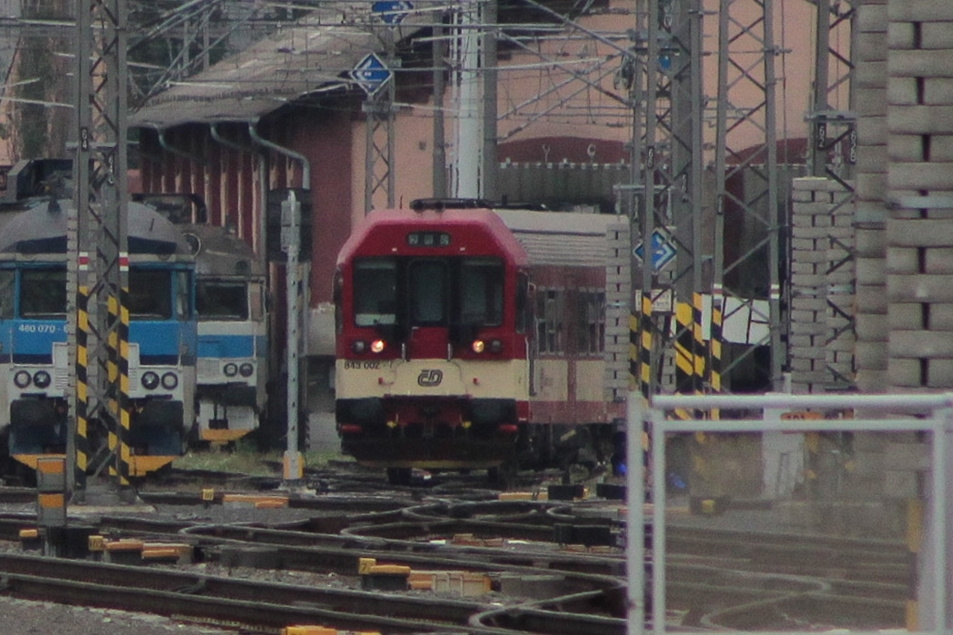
[489,339,503,354]
[239,363,254,377]
[370,339,386,354]
[352,340,367,354]
[161,372,179,389]
[33,371,51,388]
[223,363,238,377]
[141,371,160,390]
[471,340,485,353]
[13,370,31,388]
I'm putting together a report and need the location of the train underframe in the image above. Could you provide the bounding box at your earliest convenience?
[337,395,621,486]
[195,384,259,445]
[1,394,186,481]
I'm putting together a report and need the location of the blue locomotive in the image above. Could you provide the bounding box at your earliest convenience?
[0,196,197,477]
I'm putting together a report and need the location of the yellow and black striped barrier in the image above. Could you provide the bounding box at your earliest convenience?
[36,456,67,528]
[75,284,90,491]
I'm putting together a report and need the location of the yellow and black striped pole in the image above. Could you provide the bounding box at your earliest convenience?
[74,282,90,492]
[691,292,706,391]
[638,292,653,402]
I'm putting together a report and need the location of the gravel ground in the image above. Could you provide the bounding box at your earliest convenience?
[0,596,238,634]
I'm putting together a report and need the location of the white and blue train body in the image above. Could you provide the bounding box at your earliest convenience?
[181,223,267,445]
[0,198,197,476]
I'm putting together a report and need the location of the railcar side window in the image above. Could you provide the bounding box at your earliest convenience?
[409,259,447,325]
[128,269,172,319]
[536,287,564,354]
[458,258,503,326]
[576,289,606,354]
[176,271,192,320]
[0,269,14,319]
[354,259,397,326]
[196,281,248,320]
[20,268,66,318]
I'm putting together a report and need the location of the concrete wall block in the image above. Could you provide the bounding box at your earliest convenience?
[887,219,953,247]
[855,172,887,202]
[789,334,827,349]
[889,331,953,358]
[858,3,888,34]
[790,237,825,251]
[793,208,833,224]
[855,227,886,257]
[790,321,827,336]
[856,257,886,285]
[889,274,953,303]
[886,23,915,51]
[888,162,953,189]
[856,286,888,313]
[925,78,953,105]
[791,262,824,276]
[887,134,923,161]
[792,226,836,240]
[889,51,953,78]
[889,107,953,135]
[928,358,953,388]
[791,309,823,323]
[791,177,833,192]
[793,250,830,265]
[857,369,887,392]
[791,296,828,312]
[888,303,923,330]
[889,2,953,23]
[885,247,918,274]
[791,274,828,288]
[929,134,953,161]
[858,115,888,145]
[856,313,888,341]
[887,357,922,387]
[929,304,953,330]
[925,247,953,274]
[856,147,888,173]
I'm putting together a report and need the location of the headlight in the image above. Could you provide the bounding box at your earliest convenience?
[223,363,238,377]
[13,370,31,388]
[141,371,160,390]
[471,340,485,353]
[239,363,254,377]
[370,339,385,354]
[33,371,51,388]
[351,340,367,354]
[161,372,178,389]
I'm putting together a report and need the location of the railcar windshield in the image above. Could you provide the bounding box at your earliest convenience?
[196,281,247,320]
[354,259,397,326]
[352,256,504,328]
[127,268,191,320]
[20,267,66,318]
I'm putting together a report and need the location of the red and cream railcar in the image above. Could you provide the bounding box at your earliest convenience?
[334,200,623,484]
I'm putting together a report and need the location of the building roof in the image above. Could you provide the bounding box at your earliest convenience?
[130,3,423,130]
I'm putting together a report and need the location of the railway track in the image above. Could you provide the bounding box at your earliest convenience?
[0,467,917,633]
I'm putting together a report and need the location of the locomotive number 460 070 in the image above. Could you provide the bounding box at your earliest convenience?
[344,360,381,370]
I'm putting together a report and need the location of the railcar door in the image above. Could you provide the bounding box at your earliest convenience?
[405,258,450,360]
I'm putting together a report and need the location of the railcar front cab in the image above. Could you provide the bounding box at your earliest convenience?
[335,207,535,483]
[0,258,195,475]
[194,275,266,444]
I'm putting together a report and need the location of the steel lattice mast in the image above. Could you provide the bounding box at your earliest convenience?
[69,0,132,500]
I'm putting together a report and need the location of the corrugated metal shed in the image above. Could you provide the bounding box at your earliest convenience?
[131,3,424,129]
[494,209,618,268]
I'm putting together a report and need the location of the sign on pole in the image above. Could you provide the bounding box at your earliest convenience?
[372,0,412,25]
[634,228,677,272]
[350,53,392,98]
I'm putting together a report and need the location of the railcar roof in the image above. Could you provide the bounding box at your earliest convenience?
[336,206,529,266]
[0,199,191,255]
[493,209,620,268]
[180,223,264,277]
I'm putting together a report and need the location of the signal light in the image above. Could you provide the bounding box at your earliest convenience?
[141,371,160,390]
[33,371,51,388]
[13,370,31,388]
[498,424,518,434]
[370,339,385,354]
[339,424,362,435]
[161,372,179,389]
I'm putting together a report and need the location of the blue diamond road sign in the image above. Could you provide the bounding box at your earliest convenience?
[633,228,677,271]
[372,1,412,25]
[350,53,392,97]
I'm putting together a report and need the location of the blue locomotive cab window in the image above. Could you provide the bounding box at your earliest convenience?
[409,259,447,325]
[0,269,14,319]
[20,267,66,318]
[128,269,173,319]
[197,281,247,320]
[354,259,397,327]
[458,258,503,326]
